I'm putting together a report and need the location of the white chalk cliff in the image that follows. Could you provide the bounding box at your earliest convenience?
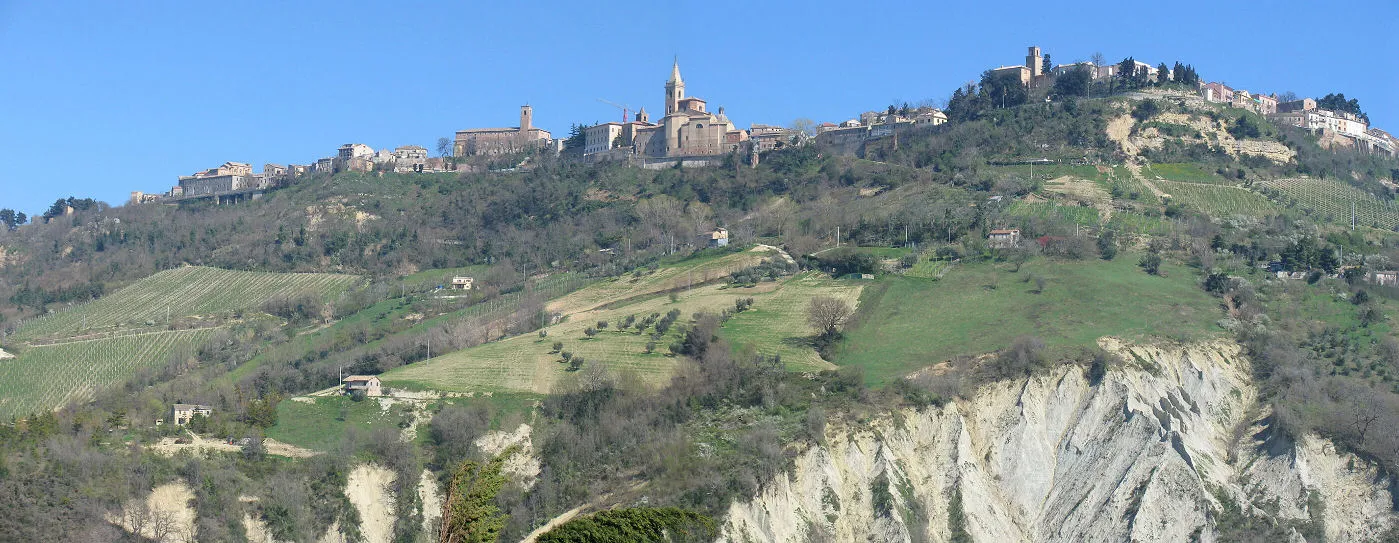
[720,339,1397,543]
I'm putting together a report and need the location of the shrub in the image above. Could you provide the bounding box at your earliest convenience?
[1139,253,1161,275]
[551,341,563,353]
[983,336,1047,380]
[584,327,597,338]
[1131,100,1161,122]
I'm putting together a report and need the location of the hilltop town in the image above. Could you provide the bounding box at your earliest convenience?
[8,39,1399,543]
[123,47,1397,208]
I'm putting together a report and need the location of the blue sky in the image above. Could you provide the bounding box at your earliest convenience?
[2,0,1395,216]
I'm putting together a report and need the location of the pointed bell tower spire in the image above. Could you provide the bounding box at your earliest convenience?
[665,57,685,115]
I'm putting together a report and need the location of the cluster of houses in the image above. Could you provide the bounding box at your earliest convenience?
[1197,83,1395,156]
[130,47,1392,208]
[133,143,451,205]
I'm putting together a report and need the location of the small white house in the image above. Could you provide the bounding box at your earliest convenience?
[171,404,213,425]
[450,276,474,290]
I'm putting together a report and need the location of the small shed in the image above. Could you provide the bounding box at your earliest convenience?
[171,404,213,426]
[450,276,474,290]
[343,375,383,397]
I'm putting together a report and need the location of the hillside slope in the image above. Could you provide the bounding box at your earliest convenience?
[721,338,1393,542]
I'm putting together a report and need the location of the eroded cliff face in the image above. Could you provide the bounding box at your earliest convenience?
[720,338,1396,543]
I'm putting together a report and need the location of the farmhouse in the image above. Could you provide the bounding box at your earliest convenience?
[703,228,730,248]
[450,276,474,290]
[170,404,213,426]
[988,228,1021,248]
[343,375,383,397]
[1368,270,1399,287]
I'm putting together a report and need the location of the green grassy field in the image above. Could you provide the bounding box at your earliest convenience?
[989,164,1115,183]
[545,247,775,315]
[835,254,1222,385]
[14,266,361,341]
[0,329,216,418]
[267,392,541,452]
[396,265,492,290]
[267,396,411,451]
[225,272,593,383]
[717,273,862,370]
[905,257,950,279]
[1145,163,1232,185]
[1105,212,1173,236]
[1008,201,1102,226]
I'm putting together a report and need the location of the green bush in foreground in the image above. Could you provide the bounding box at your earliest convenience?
[537,507,715,542]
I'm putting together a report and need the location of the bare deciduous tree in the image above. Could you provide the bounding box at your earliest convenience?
[806,296,853,339]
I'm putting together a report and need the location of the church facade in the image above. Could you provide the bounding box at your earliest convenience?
[588,61,748,159]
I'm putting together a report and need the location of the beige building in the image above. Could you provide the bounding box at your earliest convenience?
[171,404,213,425]
[625,61,749,159]
[177,162,256,197]
[988,228,1021,248]
[585,122,628,155]
[450,276,474,290]
[749,124,794,152]
[991,65,1032,86]
[343,375,383,397]
[913,109,948,126]
[454,105,553,157]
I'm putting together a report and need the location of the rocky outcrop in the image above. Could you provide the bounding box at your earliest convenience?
[720,339,1396,543]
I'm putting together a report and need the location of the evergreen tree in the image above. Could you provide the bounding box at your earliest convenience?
[439,445,518,543]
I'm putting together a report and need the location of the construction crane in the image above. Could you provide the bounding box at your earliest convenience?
[596,98,632,124]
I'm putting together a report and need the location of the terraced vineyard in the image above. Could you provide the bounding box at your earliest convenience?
[14,266,361,341]
[1260,177,1399,230]
[1154,180,1279,218]
[0,329,216,418]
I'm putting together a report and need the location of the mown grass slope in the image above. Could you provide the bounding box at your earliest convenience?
[836,254,1222,385]
[382,249,860,394]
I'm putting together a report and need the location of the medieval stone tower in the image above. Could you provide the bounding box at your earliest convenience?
[1026,46,1043,78]
[519,105,533,132]
[665,59,685,115]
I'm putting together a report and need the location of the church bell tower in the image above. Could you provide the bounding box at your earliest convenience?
[665,58,685,115]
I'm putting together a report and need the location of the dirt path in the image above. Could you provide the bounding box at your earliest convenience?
[1104,114,1168,201]
[522,504,590,543]
[419,470,443,536]
[148,431,319,458]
